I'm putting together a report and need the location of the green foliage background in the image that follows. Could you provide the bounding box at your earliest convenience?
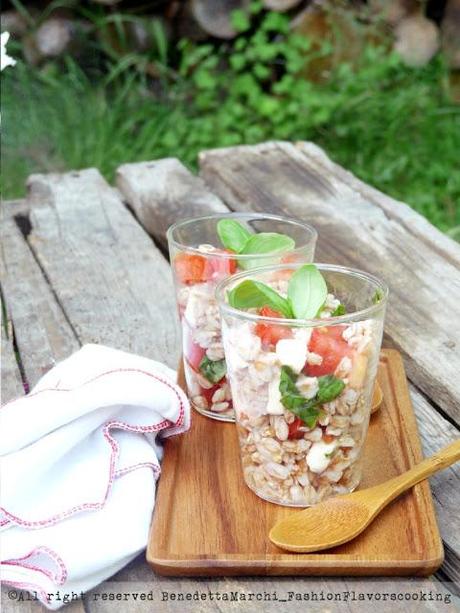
[1,3,459,233]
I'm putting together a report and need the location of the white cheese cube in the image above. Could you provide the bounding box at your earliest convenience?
[306,441,337,473]
[266,376,284,415]
[275,338,307,373]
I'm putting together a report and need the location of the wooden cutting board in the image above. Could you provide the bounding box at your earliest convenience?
[147,349,443,576]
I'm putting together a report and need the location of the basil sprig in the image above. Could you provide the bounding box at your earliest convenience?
[279,366,345,428]
[228,280,293,318]
[331,304,346,317]
[238,233,295,270]
[216,219,295,270]
[372,289,384,304]
[287,264,328,319]
[199,355,227,384]
[228,264,330,320]
[217,219,252,253]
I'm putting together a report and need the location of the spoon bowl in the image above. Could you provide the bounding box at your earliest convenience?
[270,490,375,552]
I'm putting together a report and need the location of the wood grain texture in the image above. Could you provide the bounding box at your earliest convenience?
[26,169,179,367]
[0,298,24,404]
[198,141,460,425]
[116,158,228,247]
[1,202,26,404]
[148,350,444,577]
[410,386,460,587]
[1,209,80,388]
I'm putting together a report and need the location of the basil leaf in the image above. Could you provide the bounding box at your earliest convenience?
[279,365,299,396]
[217,219,252,253]
[316,375,345,403]
[287,264,328,319]
[228,280,293,318]
[199,356,227,384]
[279,365,320,428]
[279,366,345,429]
[238,232,295,270]
[331,304,346,317]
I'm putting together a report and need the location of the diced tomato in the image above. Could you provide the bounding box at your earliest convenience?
[281,254,299,264]
[201,379,229,405]
[208,250,237,278]
[255,307,292,347]
[259,307,283,318]
[304,325,352,376]
[174,253,208,285]
[186,342,206,371]
[288,417,305,439]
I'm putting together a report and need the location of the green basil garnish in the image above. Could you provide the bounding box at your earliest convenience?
[316,374,346,404]
[331,304,346,317]
[279,365,345,428]
[238,232,295,270]
[372,289,384,304]
[228,279,293,318]
[287,264,328,319]
[199,355,227,384]
[217,219,252,253]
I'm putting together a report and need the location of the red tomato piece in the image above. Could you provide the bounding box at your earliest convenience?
[174,253,207,285]
[304,326,352,376]
[201,379,229,405]
[255,307,292,347]
[209,250,237,279]
[288,417,305,439]
[186,342,206,372]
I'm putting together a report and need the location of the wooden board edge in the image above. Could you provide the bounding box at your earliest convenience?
[147,556,443,578]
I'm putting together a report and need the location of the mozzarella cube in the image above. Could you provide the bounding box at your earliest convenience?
[266,376,284,415]
[276,338,307,373]
[306,441,337,473]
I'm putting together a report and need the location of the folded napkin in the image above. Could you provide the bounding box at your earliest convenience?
[0,344,190,609]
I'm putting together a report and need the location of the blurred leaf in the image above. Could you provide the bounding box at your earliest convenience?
[231,10,251,34]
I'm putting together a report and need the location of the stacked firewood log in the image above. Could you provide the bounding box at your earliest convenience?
[1,0,459,69]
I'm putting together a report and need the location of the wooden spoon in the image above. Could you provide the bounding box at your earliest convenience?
[270,439,460,553]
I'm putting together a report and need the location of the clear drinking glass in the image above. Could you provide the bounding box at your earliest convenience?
[167,213,317,422]
[216,263,388,505]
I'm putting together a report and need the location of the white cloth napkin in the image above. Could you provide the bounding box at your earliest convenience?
[0,344,190,609]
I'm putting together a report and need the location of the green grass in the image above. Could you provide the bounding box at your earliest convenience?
[1,50,459,233]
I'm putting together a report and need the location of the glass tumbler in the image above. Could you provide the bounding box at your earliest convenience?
[167,213,317,422]
[216,263,388,505]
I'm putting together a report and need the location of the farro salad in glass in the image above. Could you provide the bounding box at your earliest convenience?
[216,263,388,505]
[167,214,317,421]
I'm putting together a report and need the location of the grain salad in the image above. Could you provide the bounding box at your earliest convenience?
[217,263,387,506]
[167,215,317,422]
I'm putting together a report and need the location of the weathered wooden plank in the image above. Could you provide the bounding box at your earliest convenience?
[26,169,179,367]
[1,208,80,388]
[116,158,228,248]
[409,385,460,586]
[294,142,460,269]
[0,300,24,404]
[1,205,26,404]
[199,141,460,426]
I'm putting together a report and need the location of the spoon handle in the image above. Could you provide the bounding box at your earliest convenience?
[371,439,460,510]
